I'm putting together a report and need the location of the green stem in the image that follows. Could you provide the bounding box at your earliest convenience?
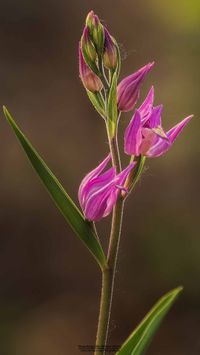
[98,55,110,91]
[95,54,124,354]
[106,123,121,172]
[95,128,123,354]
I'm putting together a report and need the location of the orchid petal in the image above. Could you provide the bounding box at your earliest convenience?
[117,62,154,112]
[145,136,171,157]
[81,167,116,209]
[124,110,143,156]
[115,161,136,185]
[104,162,136,217]
[139,86,154,122]
[81,162,136,221]
[145,115,193,157]
[147,105,163,128]
[78,154,111,208]
[84,181,114,221]
[140,128,159,155]
[167,115,193,143]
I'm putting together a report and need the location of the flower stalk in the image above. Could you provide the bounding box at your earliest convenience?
[94,41,124,352]
[95,135,124,355]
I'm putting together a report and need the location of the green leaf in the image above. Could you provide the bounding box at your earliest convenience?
[117,287,183,355]
[3,106,107,271]
[107,72,118,137]
[87,91,105,118]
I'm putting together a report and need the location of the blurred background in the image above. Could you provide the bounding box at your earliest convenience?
[0,0,199,354]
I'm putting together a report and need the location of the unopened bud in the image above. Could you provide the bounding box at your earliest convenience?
[86,10,105,55]
[79,45,103,93]
[81,26,97,63]
[103,28,118,70]
[85,10,95,29]
[117,62,154,112]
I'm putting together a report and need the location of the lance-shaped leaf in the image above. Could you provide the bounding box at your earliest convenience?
[3,106,107,271]
[117,287,183,355]
[107,72,118,137]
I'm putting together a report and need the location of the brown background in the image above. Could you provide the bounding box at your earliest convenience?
[0,1,199,354]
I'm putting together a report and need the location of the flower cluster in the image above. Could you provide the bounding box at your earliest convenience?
[78,11,193,222]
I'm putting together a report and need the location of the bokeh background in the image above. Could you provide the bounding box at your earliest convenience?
[0,1,199,354]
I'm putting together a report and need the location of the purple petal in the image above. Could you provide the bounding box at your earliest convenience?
[167,115,193,143]
[140,128,159,155]
[146,115,193,157]
[147,105,163,128]
[139,86,154,122]
[117,62,154,112]
[103,162,136,217]
[124,110,143,156]
[102,189,119,218]
[84,181,114,221]
[145,136,171,157]
[82,166,116,209]
[115,162,136,185]
[83,162,136,221]
[78,154,111,208]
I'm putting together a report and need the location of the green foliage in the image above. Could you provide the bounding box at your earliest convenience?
[117,287,183,355]
[3,106,107,271]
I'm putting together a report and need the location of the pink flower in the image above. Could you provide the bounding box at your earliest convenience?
[124,86,193,157]
[78,154,136,221]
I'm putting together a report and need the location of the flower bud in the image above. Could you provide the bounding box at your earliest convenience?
[79,45,103,92]
[103,28,118,70]
[85,10,95,29]
[81,26,97,63]
[117,62,154,112]
[86,10,105,55]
